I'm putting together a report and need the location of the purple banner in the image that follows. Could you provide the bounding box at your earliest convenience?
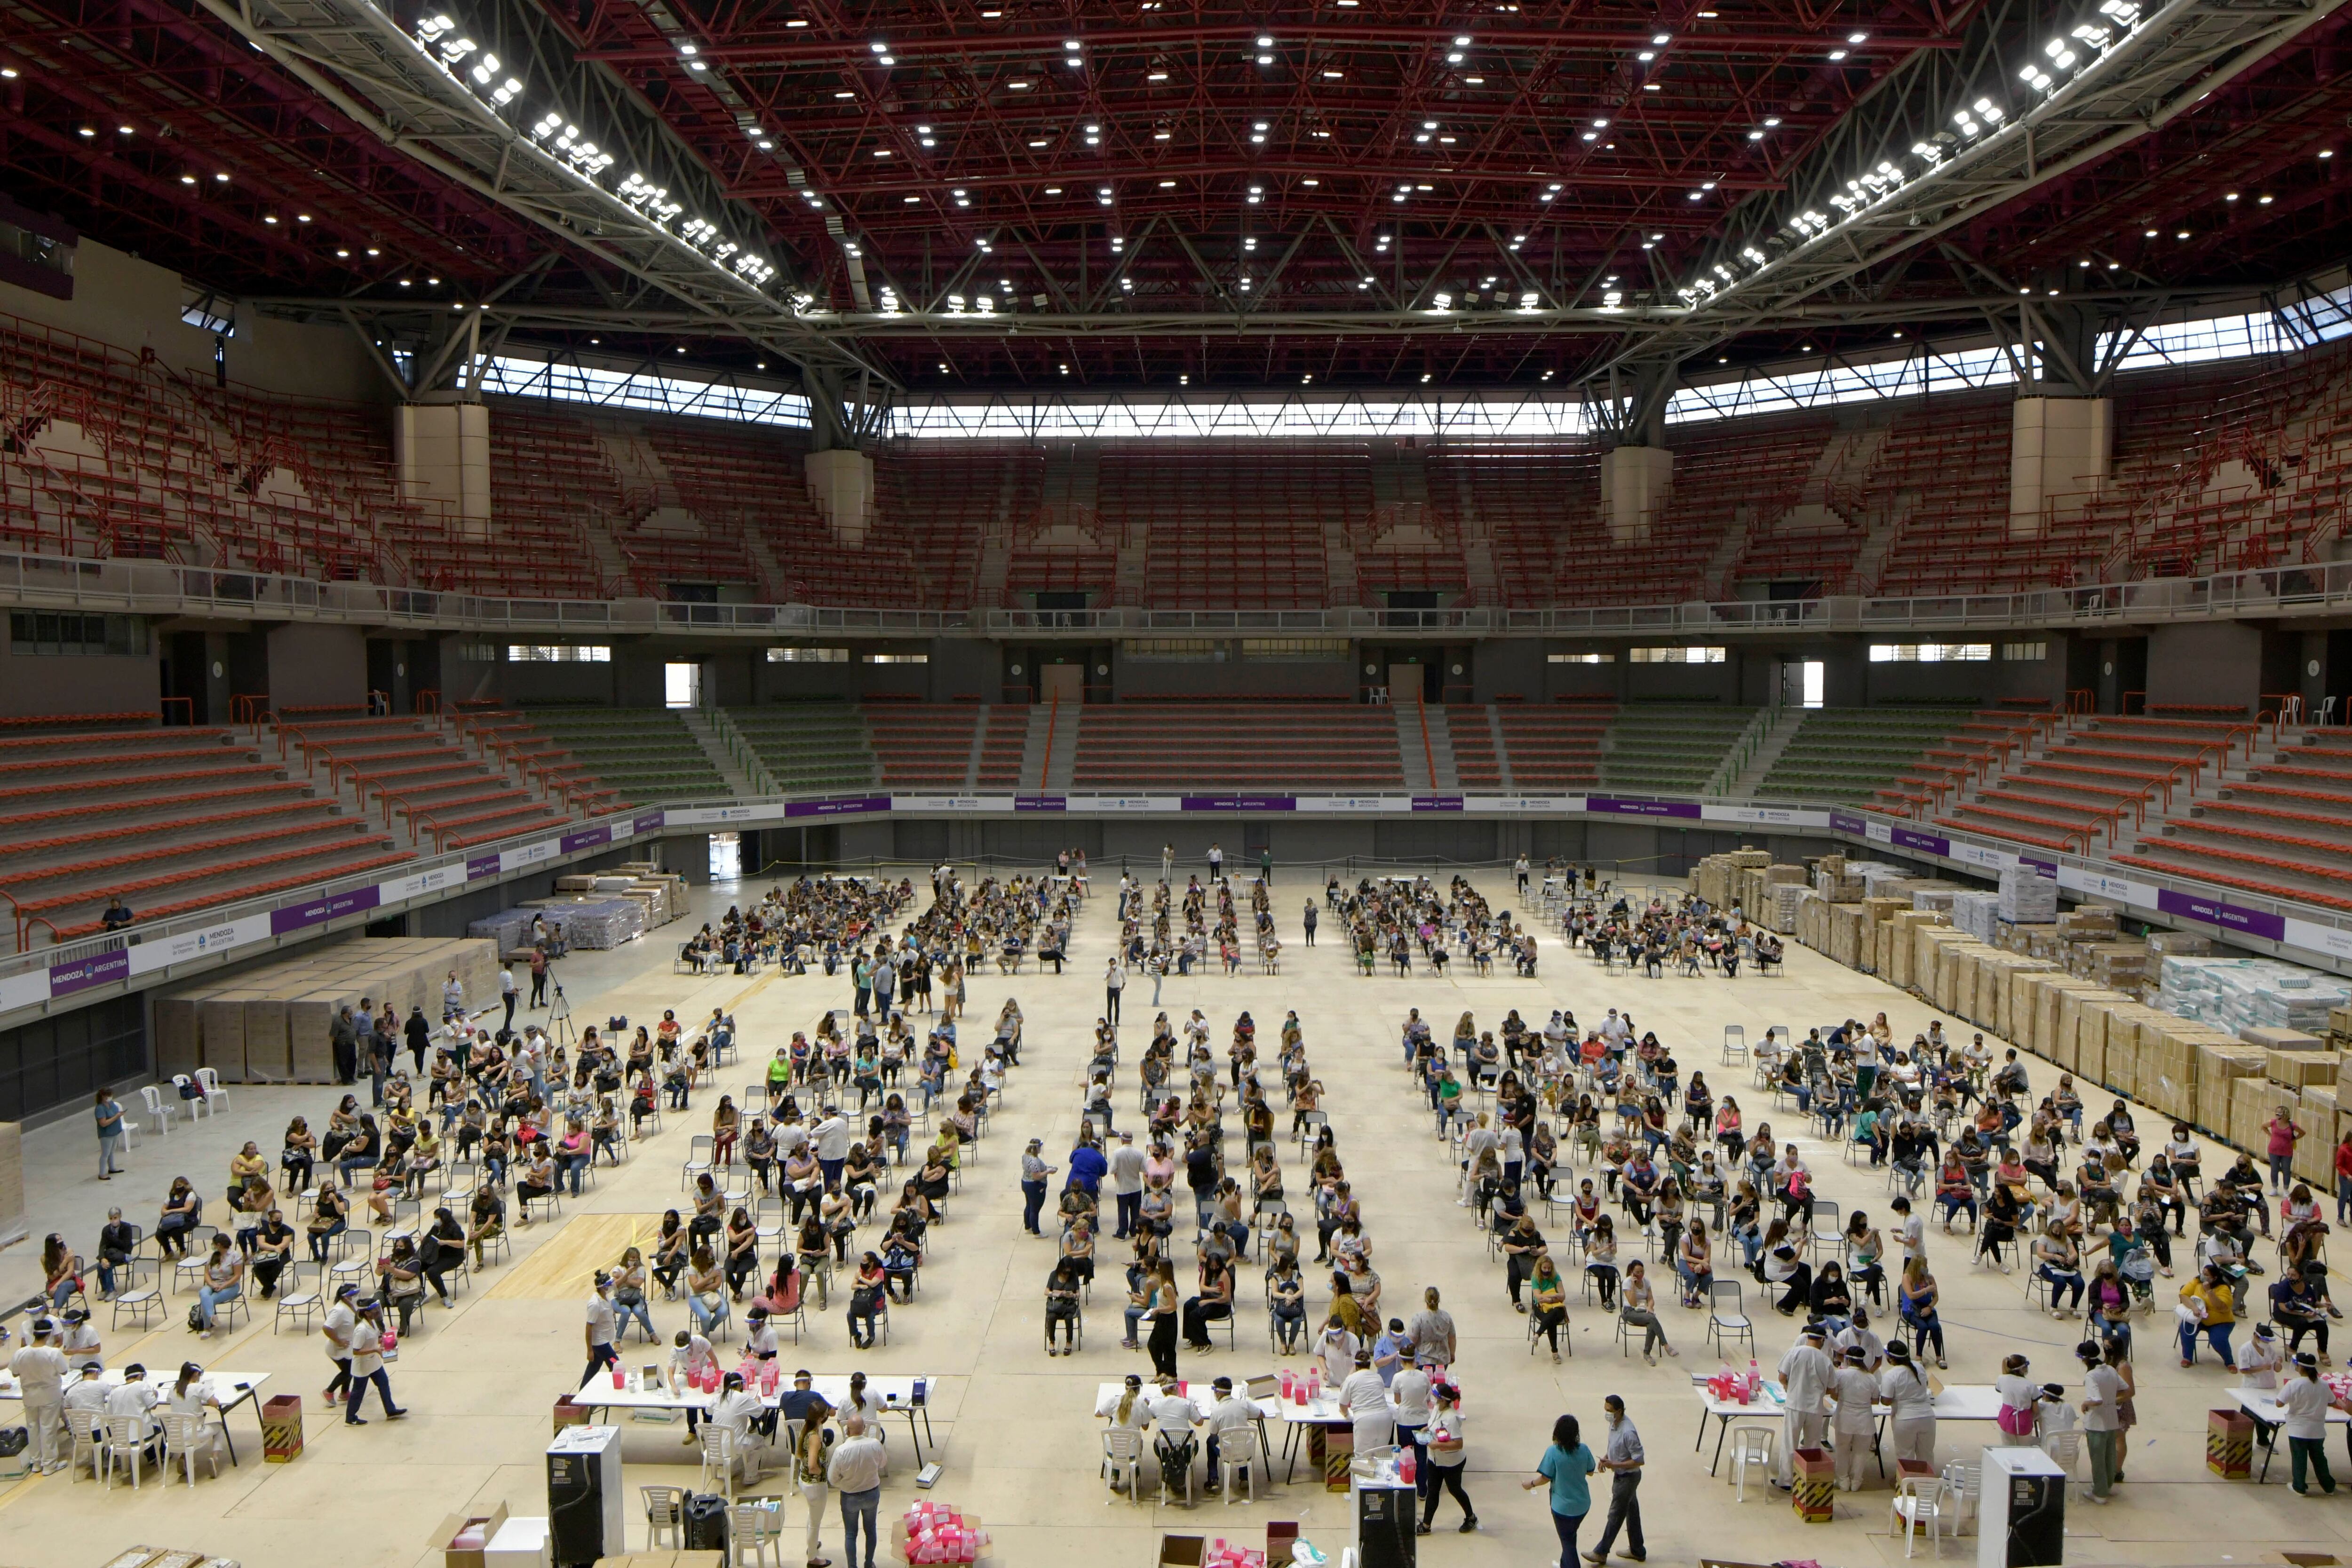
[1891,827,1951,856]
[1585,796,1703,820]
[48,947,130,997]
[270,886,382,936]
[1179,795,1298,812]
[2156,887,2288,943]
[1828,809,1868,836]
[786,794,892,819]
[1014,795,1067,812]
[466,853,503,882]
[1412,795,1465,812]
[632,810,666,835]
[561,826,612,855]
[2018,855,2060,879]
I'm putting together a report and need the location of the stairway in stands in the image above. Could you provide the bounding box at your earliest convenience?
[0,719,412,944]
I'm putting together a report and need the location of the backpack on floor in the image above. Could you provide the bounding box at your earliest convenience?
[682,1491,731,1551]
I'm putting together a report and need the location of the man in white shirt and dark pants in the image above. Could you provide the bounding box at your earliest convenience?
[499,965,517,1031]
[9,1318,67,1473]
[1110,1131,1148,1239]
[2278,1350,2339,1497]
[827,1412,890,1568]
[1104,959,1125,1027]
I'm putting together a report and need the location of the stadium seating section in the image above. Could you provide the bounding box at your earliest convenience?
[510,708,728,804]
[2122,730,2352,909]
[1073,701,1406,791]
[276,711,572,850]
[0,719,409,943]
[725,704,881,794]
[1764,707,2005,802]
[8,304,2351,606]
[1939,713,2256,854]
[863,703,995,790]
[1599,706,1758,795]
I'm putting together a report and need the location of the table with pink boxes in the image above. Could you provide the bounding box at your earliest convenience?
[570,1362,938,1465]
[893,1500,990,1565]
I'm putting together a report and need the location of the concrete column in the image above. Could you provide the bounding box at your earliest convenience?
[2009,396,2110,536]
[805,448,875,546]
[393,398,491,537]
[1599,445,1673,543]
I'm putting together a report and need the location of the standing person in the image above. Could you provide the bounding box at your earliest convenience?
[1145,1260,1180,1379]
[2268,1104,2306,1194]
[583,1271,621,1387]
[1109,1131,1147,1240]
[1303,901,1318,947]
[322,1282,359,1406]
[343,1299,407,1424]
[2280,1351,2340,1497]
[1408,1286,1457,1371]
[828,1412,889,1568]
[1583,1394,1644,1564]
[2078,1337,2124,1504]
[1104,959,1125,1027]
[1515,853,1531,896]
[1259,845,1273,883]
[1524,1413,1597,1568]
[795,1395,837,1568]
[1160,843,1175,884]
[331,1006,360,1086]
[1829,1346,1881,1491]
[1418,1381,1476,1533]
[441,970,465,1023]
[529,946,550,1009]
[1339,1349,1393,1456]
[499,964,518,1033]
[1208,842,1224,882]
[93,1088,125,1180]
[1877,1341,1937,1468]
[1020,1140,1057,1237]
[9,1318,67,1474]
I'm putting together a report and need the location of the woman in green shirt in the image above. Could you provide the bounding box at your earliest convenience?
[1524,1412,1596,1563]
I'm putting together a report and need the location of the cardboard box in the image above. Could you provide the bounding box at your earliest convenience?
[1791,1446,1835,1522]
[431,1503,512,1568]
[261,1393,303,1462]
[2244,1027,2328,1054]
[2268,1051,2339,1090]
[2209,1409,2254,1478]
[1158,1536,1207,1568]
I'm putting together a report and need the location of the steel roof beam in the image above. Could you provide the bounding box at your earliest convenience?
[189,0,895,385]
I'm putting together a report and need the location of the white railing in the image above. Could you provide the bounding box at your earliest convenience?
[5,549,2352,640]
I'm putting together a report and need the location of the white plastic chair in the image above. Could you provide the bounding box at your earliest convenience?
[2039,1428,2081,1477]
[699,1425,744,1500]
[1727,1423,1776,1503]
[171,1076,215,1121]
[64,1409,100,1480]
[1216,1422,1263,1504]
[732,1498,785,1568]
[642,1484,686,1548]
[1890,1474,1951,1557]
[1102,1427,1145,1504]
[138,1084,179,1137]
[1722,1025,1747,1065]
[195,1067,233,1112]
[100,1413,150,1490]
[161,1412,220,1486]
[1940,1456,1983,1534]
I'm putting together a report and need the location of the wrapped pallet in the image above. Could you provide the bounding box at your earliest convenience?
[2106,1003,2173,1100]
[2050,986,2099,1075]
[2243,1026,2328,1054]
[2146,930,2215,957]
[1887,910,1944,991]
[2298,1085,2340,1185]
[2085,941,2154,993]
[2195,1045,2267,1140]
[1997,866,2059,924]
[1830,903,1871,970]
[2058,905,2122,942]
[1950,891,2002,943]
[2266,1050,2338,1089]
[1999,960,2060,1044]
[2230,1073,2274,1155]
[1770,882,1812,934]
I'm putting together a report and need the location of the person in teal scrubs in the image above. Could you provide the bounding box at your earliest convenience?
[1525,1411,1597,1566]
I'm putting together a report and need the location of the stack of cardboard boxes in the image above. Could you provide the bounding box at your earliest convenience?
[154,935,499,1083]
